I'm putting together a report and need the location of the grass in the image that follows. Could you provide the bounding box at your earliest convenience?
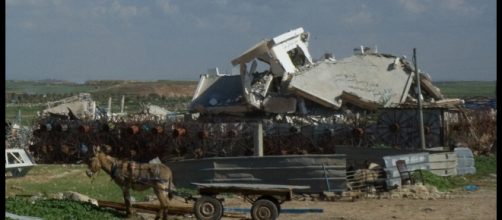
[6,197,124,220]
[6,164,198,219]
[473,155,497,177]
[416,154,497,192]
[434,81,496,98]
[6,81,95,95]
[6,164,157,202]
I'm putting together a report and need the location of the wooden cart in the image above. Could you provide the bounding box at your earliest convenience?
[192,183,310,220]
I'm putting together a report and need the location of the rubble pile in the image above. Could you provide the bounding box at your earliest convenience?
[375,184,450,200]
[25,27,495,163]
[190,27,460,117]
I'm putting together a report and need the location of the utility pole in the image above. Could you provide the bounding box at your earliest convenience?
[414,48,426,149]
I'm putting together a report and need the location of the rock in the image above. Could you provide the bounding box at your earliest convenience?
[48,192,64,200]
[63,191,98,206]
[415,185,429,194]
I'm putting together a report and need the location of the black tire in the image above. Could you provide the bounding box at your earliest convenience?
[193,196,224,220]
[251,198,279,220]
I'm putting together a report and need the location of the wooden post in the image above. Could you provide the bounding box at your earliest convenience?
[254,122,264,156]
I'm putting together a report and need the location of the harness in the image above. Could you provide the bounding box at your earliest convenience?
[109,160,166,184]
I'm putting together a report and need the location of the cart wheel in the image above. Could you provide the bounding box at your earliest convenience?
[194,196,223,220]
[251,198,279,220]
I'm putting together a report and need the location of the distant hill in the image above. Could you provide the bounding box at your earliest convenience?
[6,80,495,98]
[6,80,198,97]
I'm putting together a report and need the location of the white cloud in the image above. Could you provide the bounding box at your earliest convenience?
[6,0,48,7]
[110,1,138,19]
[441,0,481,16]
[398,0,427,14]
[342,4,374,25]
[156,0,178,15]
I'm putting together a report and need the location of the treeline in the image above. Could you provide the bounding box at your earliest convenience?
[5,92,78,104]
[5,92,193,112]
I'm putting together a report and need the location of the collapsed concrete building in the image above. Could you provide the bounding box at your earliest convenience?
[42,93,96,119]
[189,27,462,118]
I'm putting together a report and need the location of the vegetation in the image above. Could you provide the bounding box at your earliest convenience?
[416,154,497,192]
[434,81,496,98]
[5,80,195,126]
[6,197,123,220]
[6,164,198,219]
[6,165,157,202]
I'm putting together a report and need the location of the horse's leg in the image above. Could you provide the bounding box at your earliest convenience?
[122,187,134,217]
[154,184,169,220]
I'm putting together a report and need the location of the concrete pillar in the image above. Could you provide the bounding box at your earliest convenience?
[91,101,96,120]
[107,97,112,116]
[253,122,264,156]
[120,95,125,113]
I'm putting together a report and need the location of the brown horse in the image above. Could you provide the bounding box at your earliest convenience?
[86,146,174,220]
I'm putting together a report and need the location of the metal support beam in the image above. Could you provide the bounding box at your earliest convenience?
[254,122,264,156]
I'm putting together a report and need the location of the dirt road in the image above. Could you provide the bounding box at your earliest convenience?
[218,188,496,220]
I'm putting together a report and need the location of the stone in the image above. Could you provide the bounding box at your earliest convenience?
[48,192,64,200]
[63,191,98,206]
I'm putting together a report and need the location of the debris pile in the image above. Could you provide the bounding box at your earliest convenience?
[26,28,496,163]
[190,27,460,117]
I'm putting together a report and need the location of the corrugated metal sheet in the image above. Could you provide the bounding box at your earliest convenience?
[167,154,346,193]
[454,147,476,175]
[383,153,430,188]
[428,152,458,176]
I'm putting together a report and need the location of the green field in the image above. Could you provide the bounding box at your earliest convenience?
[434,81,496,98]
[5,80,496,126]
[5,81,96,95]
[5,80,195,126]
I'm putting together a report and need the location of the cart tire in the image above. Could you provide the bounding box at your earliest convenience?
[194,196,223,220]
[251,198,279,220]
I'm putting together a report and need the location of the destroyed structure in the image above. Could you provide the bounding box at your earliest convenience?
[190,27,461,117]
[26,27,495,164]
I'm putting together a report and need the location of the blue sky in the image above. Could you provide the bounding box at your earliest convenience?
[6,0,496,82]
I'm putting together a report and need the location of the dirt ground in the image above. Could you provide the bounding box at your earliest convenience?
[213,187,496,220]
[132,186,496,220]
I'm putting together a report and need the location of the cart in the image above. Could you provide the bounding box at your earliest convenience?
[191,182,310,220]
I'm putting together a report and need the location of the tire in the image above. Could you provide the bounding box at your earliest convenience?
[193,196,224,220]
[251,198,279,220]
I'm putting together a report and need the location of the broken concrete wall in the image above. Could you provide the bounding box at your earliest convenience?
[288,54,414,109]
[189,73,249,115]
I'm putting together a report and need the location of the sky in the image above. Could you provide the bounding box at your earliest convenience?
[6,0,497,82]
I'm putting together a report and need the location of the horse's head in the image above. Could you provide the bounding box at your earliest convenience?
[86,145,103,178]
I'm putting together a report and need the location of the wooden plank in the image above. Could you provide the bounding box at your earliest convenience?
[97,200,191,215]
